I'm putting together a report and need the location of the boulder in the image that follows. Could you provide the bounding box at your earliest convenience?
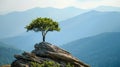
[11,42,89,67]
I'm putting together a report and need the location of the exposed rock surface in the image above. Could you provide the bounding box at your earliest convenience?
[11,42,89,67]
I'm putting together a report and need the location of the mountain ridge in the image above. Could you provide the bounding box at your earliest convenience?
[94,6,120,12]
[61,32,120,67]
[0,42,22,66]
[1,10,120,51]
[0,7,86,39]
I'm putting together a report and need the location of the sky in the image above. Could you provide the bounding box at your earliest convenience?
[0,0,120,14]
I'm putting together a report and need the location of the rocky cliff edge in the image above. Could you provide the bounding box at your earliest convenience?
[11,42,89,67]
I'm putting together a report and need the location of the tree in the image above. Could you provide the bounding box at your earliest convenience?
[25,17,60,42]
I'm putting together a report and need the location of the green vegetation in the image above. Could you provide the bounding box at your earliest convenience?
[25,17,60,42]
[30,61,74,67]
[66,63,74,67]
[30,61,60,67]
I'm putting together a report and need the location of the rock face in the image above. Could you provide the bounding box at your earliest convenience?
[11,42,89,67]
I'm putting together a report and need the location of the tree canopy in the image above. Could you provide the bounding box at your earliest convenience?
[25,17,60,42]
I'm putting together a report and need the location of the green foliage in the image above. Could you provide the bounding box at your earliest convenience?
[30,61,74,67]
[30,62,41,67]
[25,17,60,32]
[25,17,60,42]
[42,61,60,67]
[66,63,74,67]
[30,61,60,67]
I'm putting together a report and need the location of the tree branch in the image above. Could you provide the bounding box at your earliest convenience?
[45,30,49,35]
[42,31,44,36]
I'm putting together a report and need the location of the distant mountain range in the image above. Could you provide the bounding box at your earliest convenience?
[0,42,22,66]
[0,32,40,51]
[1,10,120,51]
[0,6,120,39]
[61,32,120,67]
[94,6,120,12]
[0,7,86,39]
[59,10,120,44]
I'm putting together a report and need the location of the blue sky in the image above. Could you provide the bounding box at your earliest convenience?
[0,0,120,14]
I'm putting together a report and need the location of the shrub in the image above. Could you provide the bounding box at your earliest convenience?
[30,61,74,67]
[66,63,74,67]
[30,61,60,67]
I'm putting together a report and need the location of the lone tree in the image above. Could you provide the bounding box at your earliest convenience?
[25,17,60,42]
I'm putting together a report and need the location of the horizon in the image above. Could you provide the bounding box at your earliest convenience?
[0,0,120,15]
[0,6,120,15]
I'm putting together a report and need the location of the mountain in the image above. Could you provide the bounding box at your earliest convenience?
[94,6,120,12]
[0,7,86,39]
[0,42,22,66]
[1,10,120,51]
[0,32,40,51]
[61,32,120,67]
[59,10,120,44]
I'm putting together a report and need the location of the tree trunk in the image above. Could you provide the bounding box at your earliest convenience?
[42,31,48,42]
[43,35,45,42]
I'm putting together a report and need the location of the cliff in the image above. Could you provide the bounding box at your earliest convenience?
[11,42,89,67]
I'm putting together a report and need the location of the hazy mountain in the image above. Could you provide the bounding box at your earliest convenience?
[61,32,120,67]
[0,32,41,51]
[59,10,120,44]
[0,32,63,51]
[94,6,120,12]
[0,42,22,65]
[0,7,86,39]
[1,10,120,51]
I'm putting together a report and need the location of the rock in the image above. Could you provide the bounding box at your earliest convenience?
[32,42,70,55]
[11,59,30,67]
[11,42,90,67]
[14,52,43,63]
